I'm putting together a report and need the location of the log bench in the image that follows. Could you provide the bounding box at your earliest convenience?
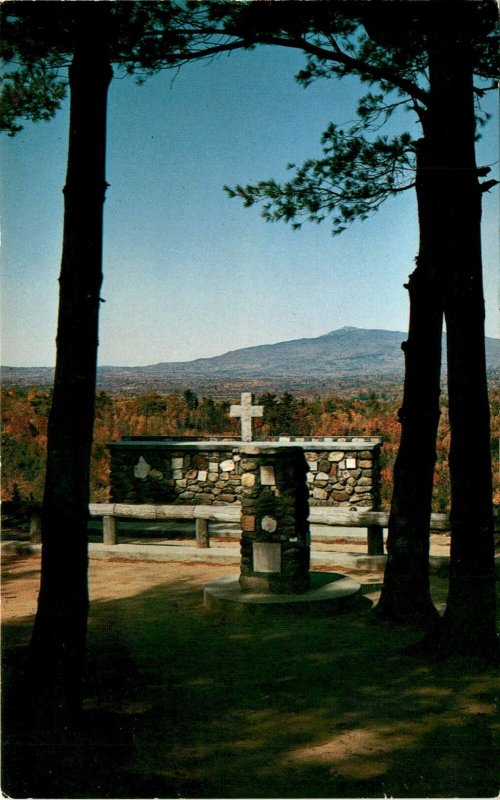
[29,503,493,556]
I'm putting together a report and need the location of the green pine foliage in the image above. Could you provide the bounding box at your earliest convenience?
[0,1,243,134]
[210,1,498,231]
[225,126,416,233]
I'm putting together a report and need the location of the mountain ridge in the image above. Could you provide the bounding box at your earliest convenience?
[134,327,404,370]
[3,326,499,395]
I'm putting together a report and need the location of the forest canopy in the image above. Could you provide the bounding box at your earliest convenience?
[2,385,499,512]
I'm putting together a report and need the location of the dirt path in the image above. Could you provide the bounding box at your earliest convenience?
[2,553,498,799]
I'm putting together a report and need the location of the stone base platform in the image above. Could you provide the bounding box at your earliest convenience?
[204,571,362,614]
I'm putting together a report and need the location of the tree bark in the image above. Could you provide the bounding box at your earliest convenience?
[29,16,112,722]
[377,6,496,652]
[377,136,443,626]
[428,21,497,657]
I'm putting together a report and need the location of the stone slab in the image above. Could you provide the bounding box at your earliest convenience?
[5,541,465,576]
[259,465,276,485]
[204,572,362,613]
[110,440,381,452]
[253,542,281,573]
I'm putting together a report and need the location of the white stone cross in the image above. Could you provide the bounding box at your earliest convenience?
[230,392,264,442]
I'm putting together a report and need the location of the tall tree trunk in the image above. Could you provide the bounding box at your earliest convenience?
[29,17,112,722]
[429,21,497,657]
[377,5,496,651]
[377,137,443,626]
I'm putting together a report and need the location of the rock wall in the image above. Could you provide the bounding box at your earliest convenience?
[109,437,381,510]
[238,446,310,594]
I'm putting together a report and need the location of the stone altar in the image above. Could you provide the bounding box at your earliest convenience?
[237,445,310,594]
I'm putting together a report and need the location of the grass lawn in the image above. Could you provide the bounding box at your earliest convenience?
[2,554,499,798]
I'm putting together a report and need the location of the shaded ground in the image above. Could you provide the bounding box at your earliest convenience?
[2,553,499,799]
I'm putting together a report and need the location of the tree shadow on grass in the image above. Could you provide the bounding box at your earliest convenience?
[3,571,499,799]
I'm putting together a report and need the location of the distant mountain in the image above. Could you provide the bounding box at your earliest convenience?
[3,327,500,395]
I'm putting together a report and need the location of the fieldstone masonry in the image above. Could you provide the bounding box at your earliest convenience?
[237,445,310,594]
[109,437,381,510]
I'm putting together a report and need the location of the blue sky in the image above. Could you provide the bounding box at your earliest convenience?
[1,44,498,367]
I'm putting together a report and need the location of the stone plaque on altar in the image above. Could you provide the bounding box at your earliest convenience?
[253,542,282,574]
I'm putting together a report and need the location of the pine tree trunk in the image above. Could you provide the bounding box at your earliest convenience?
[29,18,112,722]
[377,138,443,626]
[377,6,496,651]
[428,21,497,657]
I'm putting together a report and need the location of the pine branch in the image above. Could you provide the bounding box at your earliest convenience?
[225,125,416,235]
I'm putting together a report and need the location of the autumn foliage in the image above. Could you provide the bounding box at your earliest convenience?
[2,384,499,511]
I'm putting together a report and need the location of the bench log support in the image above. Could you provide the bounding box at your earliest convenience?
[103,514,117,545]
[30,512,42,544]
[195,518,210,549]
